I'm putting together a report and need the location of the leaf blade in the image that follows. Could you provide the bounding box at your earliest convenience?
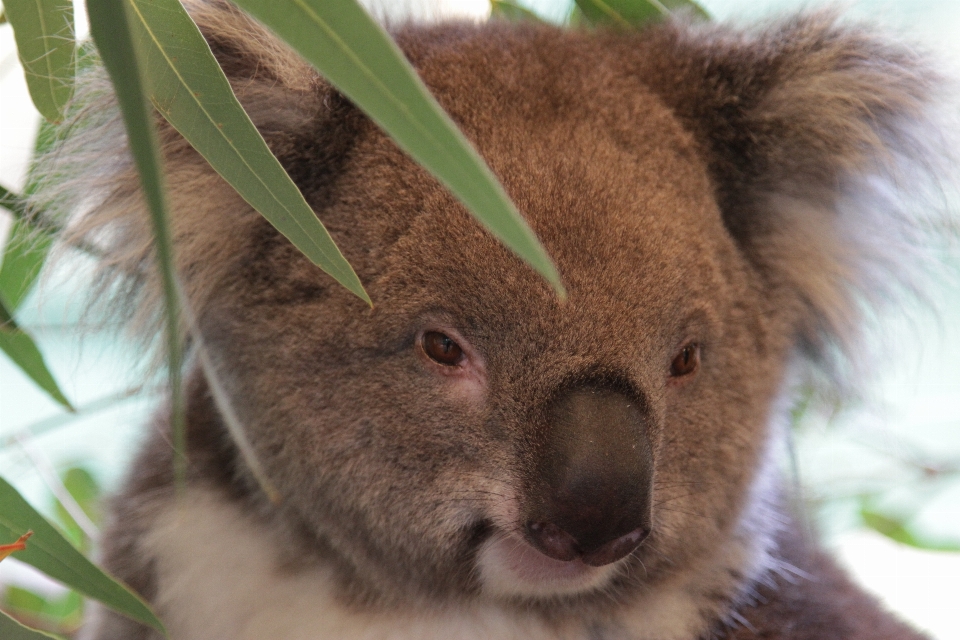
[231,0,565,297]
[0,478,165,634]
[121,0,368,304]
[574,0,708,27]
[490,0,545,23]
[0,610,63,640]
[0,218,53,311]
[3,0,76,122]
[0,298,72,410]
[87,0,187,505]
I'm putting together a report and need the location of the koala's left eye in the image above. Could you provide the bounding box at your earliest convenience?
[670,343,700,378]
[421,331,465,366]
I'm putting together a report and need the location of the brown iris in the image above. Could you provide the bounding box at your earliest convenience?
[670,343,700,377]
[421,331,465,366]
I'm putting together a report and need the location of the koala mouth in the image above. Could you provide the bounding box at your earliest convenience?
[475,529,625,598]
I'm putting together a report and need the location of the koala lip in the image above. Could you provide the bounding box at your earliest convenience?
[476,531,621,598]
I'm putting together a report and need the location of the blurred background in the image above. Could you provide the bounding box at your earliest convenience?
[1,0,959,636]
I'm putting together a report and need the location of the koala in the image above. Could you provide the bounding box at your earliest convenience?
[40,1,951,638]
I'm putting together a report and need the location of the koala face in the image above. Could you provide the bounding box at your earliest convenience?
[190,29,796,604]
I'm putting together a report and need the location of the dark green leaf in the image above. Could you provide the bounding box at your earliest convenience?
[574,0,708,28]
[232,0,565,297]
[87,0,186,501]
[0,298,72,410]
[0,478,165,633]
[490,0,545,23]
[121,0,369,304]
[0,610,62,640]
[3,0,76,122]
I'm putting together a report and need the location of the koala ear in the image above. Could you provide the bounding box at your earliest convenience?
[34,0,359,353]
[642,14,955,374]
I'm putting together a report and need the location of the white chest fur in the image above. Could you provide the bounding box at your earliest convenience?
[136,483,775,640]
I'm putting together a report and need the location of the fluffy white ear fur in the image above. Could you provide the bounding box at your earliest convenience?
[675,15,960,385]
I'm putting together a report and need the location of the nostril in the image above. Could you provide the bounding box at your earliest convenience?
[526,521,580,562]
[580,526,649,567]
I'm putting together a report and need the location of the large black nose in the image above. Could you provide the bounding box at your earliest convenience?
[525,386,654,566]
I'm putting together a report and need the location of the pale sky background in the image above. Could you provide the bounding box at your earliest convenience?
[1,0,958,637]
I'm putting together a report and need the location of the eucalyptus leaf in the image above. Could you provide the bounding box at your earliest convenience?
[120,0,368,304]
[87,0,185,491]
[574,0,708,28]
[0,610,63,640]
[3,0,76,122]
[490,0,545,23]
[860,507,960,552]
[232,0,565,297]
[0,299,72,410]
[0,478,165,634]
[0,218,53,311]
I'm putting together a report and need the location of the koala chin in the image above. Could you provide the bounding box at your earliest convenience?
[49,1,951,638]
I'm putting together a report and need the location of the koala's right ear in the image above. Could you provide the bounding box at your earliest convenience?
[36,0,360,351]
[639,14,954,373]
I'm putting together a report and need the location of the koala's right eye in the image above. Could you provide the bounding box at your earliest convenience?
[421,331,465,366]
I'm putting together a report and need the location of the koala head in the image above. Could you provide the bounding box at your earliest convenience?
[47,0,948,616]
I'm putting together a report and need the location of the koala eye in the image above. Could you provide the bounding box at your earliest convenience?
[421,331,465,366]
[670,343,700,378]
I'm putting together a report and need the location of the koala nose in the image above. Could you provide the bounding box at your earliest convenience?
[525,387,654,567]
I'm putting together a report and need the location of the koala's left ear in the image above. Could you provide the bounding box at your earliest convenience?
[640,14,954,370]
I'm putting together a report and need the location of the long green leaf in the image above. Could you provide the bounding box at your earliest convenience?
[0,610,62,640]
[3,0,76,122]
[574,0,708,27]
[87,0,186,491]
[232,0,565,297]
[0,218,53,311]
[119,0,368,304]
[0,298,72,410]
[0,478,165,634]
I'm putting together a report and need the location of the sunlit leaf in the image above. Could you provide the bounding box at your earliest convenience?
[0,610,62,640]
[3,588,82,637]
[0,299,73,410]
[0,478,165,634]
[87,0,186,496]
[574,0,708,28]
[3,0,76,122]
[232,0,565,297]
[860,506,960,552]
[490,0,545,23]
[120,0,369,304]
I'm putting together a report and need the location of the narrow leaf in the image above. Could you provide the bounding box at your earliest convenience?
[490,0,545,23]
[232,0,565,297]
[121,0,368,304]
[0,218,53,311]
[860,507,960,552]
[0,299,73,410]
[0,610,62,640]
[0,478,165,634]
[87,0,186,496]
[574,0,708,28]
[3,0,76,122]
[0,183,30,221]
